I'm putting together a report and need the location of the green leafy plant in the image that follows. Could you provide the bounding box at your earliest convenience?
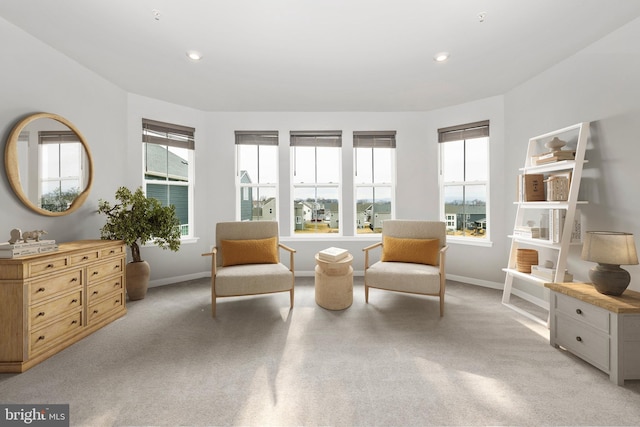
[97,186,181,262]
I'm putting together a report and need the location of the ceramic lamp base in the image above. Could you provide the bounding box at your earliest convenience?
[589,263,631,296]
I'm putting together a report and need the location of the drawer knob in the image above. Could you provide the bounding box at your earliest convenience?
[46,264,54,269]
[37,312,45,317]
[71,299,78,303]
[115,299,120,304]
[36,287,45,293]
[93,291,99,295]
[576,336,582,342]
[576,308,583,315]
[93,310,99,314]
[37,335,45,341]
[82,256,89,260]
[71,278,78,282]
[109,250,115,254]
[92,271,99,276]
[71,320,78,325]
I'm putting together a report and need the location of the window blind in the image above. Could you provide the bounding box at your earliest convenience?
[353,131,396,148]
[235,131,279,145]
[290,130,342,147]
[142,118,195,149]
[39,130,80,144]
[438,120,489,143]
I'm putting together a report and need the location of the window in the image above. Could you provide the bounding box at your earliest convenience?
[235,131,279,221]
[142,118,195,238]
[38,131,87,212]
[354,131,396,234]
[291,131,342,235]
[438,121,489,241]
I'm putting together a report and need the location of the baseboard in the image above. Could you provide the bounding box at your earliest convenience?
[149,271,210,288]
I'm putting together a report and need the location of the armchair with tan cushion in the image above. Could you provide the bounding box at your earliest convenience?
[202,221,295,317]
[362,220,448,316]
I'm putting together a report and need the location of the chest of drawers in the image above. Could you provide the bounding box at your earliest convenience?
[546,282,640,385]
[0,240,126,372]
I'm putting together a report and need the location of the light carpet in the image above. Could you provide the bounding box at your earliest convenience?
[1,277,639,426]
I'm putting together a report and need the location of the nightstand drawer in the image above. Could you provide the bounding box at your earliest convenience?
[556,314,609,371]
[29,270,83,303]
[30,290,82,327]
[555,293,609,332]
[87,258,124,285]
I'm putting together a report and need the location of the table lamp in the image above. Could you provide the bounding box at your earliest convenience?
[581,231,638,296]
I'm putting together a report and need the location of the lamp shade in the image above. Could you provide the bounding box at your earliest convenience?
[581,231,639,265]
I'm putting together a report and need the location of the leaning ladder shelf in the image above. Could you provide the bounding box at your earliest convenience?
[502,122,590,325]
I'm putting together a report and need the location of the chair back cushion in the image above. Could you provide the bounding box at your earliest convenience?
[381,235,440,265]
[221,237,279,267]
[216,221,279,267]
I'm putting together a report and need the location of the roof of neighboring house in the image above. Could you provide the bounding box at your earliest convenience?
[445,204,486,215]
[145,143,188,181]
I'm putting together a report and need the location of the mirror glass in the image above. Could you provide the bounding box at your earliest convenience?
[5,113,94,216]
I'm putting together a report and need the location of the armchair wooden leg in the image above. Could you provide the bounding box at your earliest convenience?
[290,288,295,309]
[439,294,444,317]
[212,297,216,318]
[365,284,369,303]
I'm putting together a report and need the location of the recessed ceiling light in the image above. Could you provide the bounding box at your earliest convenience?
[186,51,203,61]
[434,52,450,62]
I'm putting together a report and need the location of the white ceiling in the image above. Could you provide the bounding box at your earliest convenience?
[2,0,640,112]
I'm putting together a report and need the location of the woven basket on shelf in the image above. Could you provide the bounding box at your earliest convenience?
[516,248,538,273]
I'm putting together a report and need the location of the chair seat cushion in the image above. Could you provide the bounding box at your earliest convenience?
[215,263,293,296]
[365,261,441,294]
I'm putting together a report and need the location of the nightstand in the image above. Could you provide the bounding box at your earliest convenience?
[545,282,640,385]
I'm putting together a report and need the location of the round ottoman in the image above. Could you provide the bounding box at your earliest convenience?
[314,253,353,310]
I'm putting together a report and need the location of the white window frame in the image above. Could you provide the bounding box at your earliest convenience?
[290,130,342,236]
[235,131,279,222]
[438,120,491,245]
[353,131,396,235]
[142,118,195,240]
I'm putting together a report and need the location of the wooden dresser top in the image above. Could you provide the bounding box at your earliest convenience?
[545,282,640,313]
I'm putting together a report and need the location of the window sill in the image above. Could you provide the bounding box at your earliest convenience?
[446,237,493,247]
[141,236,199,247]
[281,235,381,243]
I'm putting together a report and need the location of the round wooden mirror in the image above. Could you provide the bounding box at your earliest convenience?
[4,112,94,216]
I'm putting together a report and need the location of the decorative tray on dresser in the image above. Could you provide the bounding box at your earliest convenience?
[545,282,640,385]
[0,239,127,373]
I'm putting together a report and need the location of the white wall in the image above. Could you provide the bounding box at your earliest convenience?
[504,16,640,295]
[0,17,127,245]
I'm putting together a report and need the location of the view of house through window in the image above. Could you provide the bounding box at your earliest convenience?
[438,121,489,240]
[235,131,279,221]
[354,131,396,234]
[291,131,341,235]
[142,118,194,238]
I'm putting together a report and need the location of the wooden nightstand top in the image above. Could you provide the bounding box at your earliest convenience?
[545,282,640,313]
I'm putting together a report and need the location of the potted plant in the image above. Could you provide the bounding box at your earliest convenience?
[97,186,181,300]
